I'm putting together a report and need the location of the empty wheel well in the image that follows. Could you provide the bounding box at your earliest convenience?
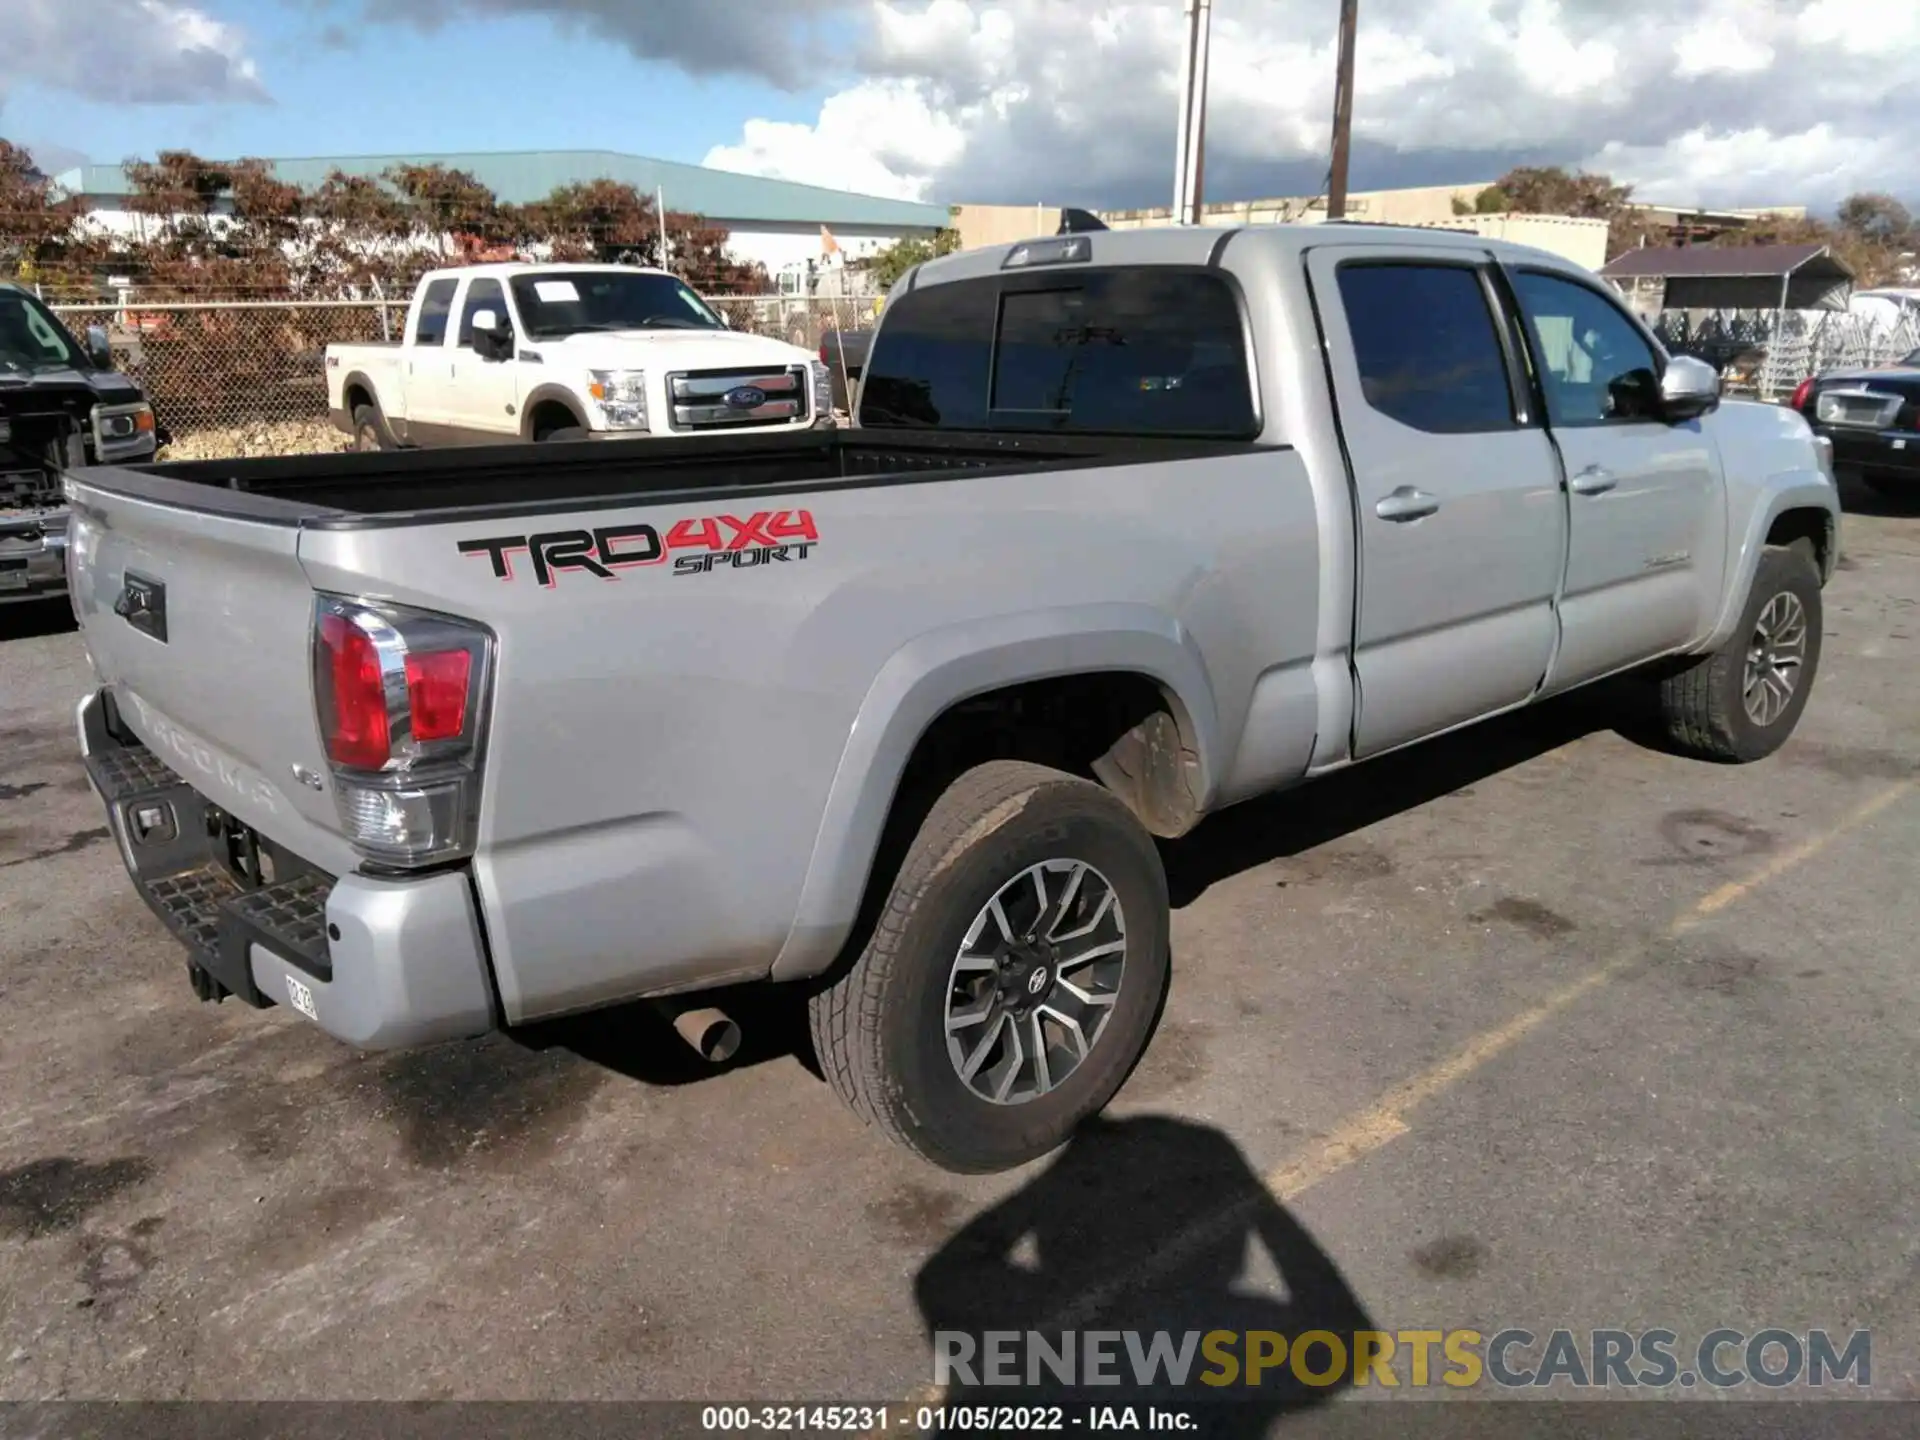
[892,673,1203,845]
[1766,507,1835,581]
[344,382,375,414]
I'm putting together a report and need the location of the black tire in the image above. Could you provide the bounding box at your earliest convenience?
[535,424,589,443]
[809,760,1171,1173]
[351,403,391,453]
[1657,540,1823,762]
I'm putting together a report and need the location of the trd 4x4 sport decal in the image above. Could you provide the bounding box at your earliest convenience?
[457,509,819,587]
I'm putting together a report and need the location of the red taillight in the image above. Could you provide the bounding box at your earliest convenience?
[405,649,471,741]
[319,612,391,769]
[1789,377,1814,410]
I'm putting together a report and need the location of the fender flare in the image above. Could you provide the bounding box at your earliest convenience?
[339,372,399,443]
[1702,470,1840,651]
[767,603,1222,982]
[519,383,589,440]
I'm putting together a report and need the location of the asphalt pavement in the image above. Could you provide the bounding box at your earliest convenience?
[2,476,1917,1419]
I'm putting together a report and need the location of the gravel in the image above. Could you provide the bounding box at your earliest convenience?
[158,421,349,462]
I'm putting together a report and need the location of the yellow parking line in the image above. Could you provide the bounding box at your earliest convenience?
[1261,777,1911,1199]
[874,778,1912,1421]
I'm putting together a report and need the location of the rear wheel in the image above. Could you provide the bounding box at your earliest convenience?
[351,404,390,453]
[1656,540,1823,762]
[809,760,1171,1173]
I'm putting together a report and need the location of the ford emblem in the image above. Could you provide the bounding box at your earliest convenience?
[723,385,768,410]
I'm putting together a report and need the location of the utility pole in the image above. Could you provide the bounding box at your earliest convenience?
[1171,0,1214,224]
[1326,0,1359,220]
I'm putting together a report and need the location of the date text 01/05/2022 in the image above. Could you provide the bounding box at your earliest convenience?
[698,1404,1195,1432]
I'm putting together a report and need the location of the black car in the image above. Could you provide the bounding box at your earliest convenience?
[1,284,163,605]
[1788,348,1920,499]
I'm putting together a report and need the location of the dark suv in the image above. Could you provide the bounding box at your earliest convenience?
[1,284,162,606]
[1788,348,1920,500]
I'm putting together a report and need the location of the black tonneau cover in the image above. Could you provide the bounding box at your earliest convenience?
[80,427,1269,530]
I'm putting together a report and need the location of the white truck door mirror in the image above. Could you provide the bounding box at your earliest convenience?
[471,309,499,333]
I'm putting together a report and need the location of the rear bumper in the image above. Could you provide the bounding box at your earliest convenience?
[1810,422,1920,479]
[78,688,496,1050]
[0,513,68,605]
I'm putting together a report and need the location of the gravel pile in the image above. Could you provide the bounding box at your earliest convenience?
[158,421,350,462]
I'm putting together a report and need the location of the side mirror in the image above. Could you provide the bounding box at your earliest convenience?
[86,324,114,369]
[1660,354,1721,422]
[470,308,499,334]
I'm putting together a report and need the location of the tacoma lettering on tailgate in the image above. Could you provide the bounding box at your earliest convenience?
[457,509,819,587]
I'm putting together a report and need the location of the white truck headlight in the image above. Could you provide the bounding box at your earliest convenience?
[587,369,649,431]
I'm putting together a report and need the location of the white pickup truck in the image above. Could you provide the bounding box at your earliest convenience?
[326,263,834,449]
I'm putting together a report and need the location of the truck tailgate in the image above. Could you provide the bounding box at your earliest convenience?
[67,480,355,871]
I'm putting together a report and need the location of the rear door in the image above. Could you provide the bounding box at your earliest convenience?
[1504,267,1727,689]
[400,276,460,437]
[1306,246,1568,757]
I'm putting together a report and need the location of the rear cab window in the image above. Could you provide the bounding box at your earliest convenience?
[859,267,1257,437]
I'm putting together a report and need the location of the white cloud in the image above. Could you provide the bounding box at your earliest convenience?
[694,0,1920,212]
[2,0,268,109]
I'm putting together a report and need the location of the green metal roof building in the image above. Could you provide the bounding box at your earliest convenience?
[54,149,950,274]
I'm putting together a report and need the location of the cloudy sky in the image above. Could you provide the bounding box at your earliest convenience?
[6,0,1918,212]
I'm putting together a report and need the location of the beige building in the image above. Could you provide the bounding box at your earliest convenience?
[952,203,1064,252]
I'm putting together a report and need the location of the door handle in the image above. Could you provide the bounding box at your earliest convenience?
[1570,465,1618,496]
[1375,486,1440,522]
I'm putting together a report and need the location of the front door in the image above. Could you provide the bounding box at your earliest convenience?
[1504,268,1728,691]
[447,276,521,440]
[1308,246,1569,758]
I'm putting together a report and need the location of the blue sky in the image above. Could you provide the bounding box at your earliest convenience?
[9,1,848,177]
[7,0,1915,212]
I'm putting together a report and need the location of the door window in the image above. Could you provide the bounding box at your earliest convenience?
[412,278,459,347]
[1510,271,1663,426]
[458,278,508,346]
[1335,262,1517,434]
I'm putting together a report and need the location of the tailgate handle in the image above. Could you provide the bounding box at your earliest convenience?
[114,571,169,644]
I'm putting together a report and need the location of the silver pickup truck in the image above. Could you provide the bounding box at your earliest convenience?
[66,224,1839,1173]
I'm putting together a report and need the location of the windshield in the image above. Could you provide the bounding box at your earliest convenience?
[0,291,81,373]
[507,270,726,339]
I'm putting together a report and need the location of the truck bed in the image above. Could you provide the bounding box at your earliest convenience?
[87,428,1260,528]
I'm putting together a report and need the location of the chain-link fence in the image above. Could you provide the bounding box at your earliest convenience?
[49,296,881,457]
[1654,309,1920,398]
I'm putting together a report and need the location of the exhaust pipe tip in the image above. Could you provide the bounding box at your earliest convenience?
[653,999,742,1064]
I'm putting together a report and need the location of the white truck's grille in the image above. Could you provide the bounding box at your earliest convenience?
[666,366,809,432]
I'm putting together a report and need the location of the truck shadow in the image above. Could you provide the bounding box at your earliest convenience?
[1834,467,1919,520]
[913,1113,1374,1434]
[0,598,76,644]
[1163,677,1662,909]
[515,978,814,1087]
[528,680,1671,1087]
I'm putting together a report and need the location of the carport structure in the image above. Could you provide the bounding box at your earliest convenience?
[1600,242,1856,396]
